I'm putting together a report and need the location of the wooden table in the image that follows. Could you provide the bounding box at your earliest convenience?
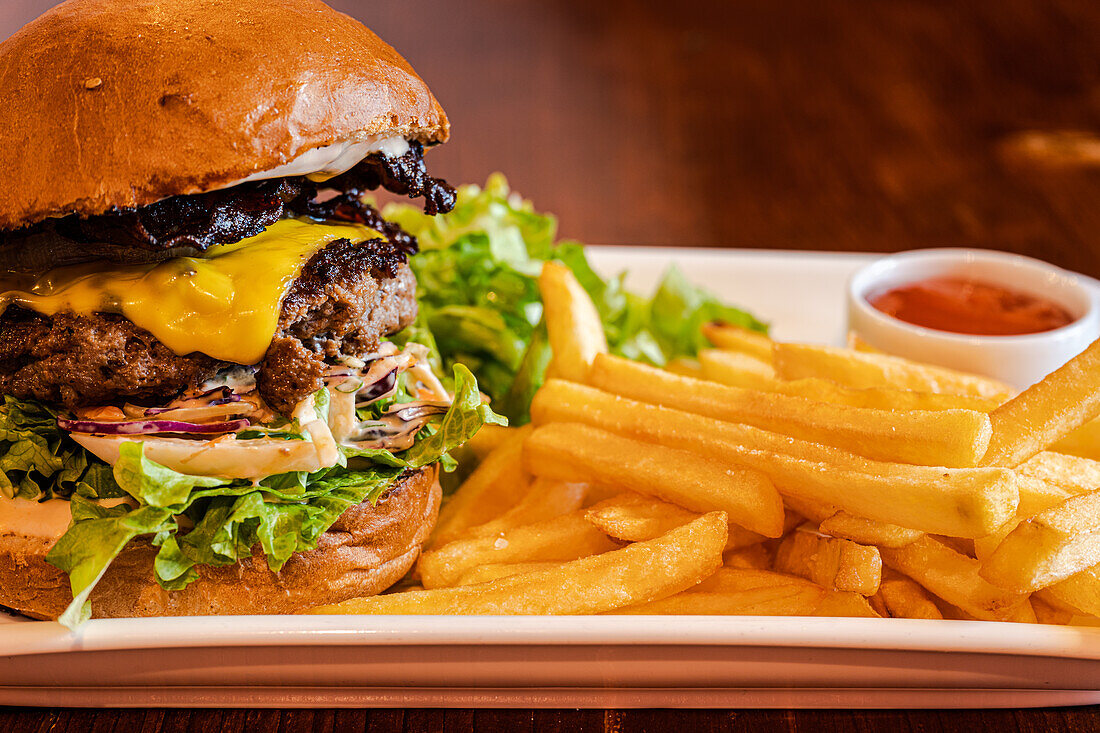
[1,0,1098,730]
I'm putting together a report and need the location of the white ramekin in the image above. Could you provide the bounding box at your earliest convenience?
[846,249,1100,390]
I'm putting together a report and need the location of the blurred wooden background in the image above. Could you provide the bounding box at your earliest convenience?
[2,1,1099,730]
[5,0,1100,273]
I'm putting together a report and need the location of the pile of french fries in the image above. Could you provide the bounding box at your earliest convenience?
[311,262,1100,624]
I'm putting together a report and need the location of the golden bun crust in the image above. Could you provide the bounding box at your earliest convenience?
[0,466,440,619]
[0,0,449,230]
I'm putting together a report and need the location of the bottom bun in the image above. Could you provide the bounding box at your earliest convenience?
[0,466,440,619]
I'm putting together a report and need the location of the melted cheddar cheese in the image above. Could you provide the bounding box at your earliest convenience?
[0,219,382,364]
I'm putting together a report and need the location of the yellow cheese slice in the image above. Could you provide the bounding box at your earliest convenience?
[0,218,382,364]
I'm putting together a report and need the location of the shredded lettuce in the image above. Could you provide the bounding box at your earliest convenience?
[384,174,766,421]
[34,365,501,627]
[0,396,123,501]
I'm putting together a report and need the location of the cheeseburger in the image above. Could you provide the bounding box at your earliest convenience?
[0,0,500,626]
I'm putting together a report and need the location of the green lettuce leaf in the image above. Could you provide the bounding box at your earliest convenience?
[0,396,124,501]
[384,173,766,422]
[42,365,503,628]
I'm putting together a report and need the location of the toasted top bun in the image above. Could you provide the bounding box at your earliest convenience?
[0,0,449,230]
[0,466,440,619]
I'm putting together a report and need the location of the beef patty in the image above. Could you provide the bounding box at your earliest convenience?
[0,237,417,413]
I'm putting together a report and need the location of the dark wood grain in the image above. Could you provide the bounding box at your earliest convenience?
[2,0,1100,729]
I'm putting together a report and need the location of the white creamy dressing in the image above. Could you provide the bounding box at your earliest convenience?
[222,135,411,189]
[0,496,130,541]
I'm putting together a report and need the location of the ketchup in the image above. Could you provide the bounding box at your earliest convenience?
[868,277,1074,336]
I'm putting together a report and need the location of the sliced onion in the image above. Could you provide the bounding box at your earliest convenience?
[356,369,398,405]
[58,417,249,436]
[69,412,340,480]
[131,402,254,423]
[144,387,241,415]
[388,402,449,422]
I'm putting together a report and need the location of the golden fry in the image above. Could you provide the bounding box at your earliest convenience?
[454,562,559,586]
[615,586,826,616]
[457,478,588,541]
[818,511,923,548]
[723,544,772,570]
[524,421,785,537]
[418,510,620,588]
[701,321,775,362]
[880,536,1034,622]
[772,342,1012,400]
[587,354,992,468]
[981,490,1100,591]
[309,512,728,615]
[1018,451,1100,496]
[462,424,516,461]
[877,578,944,619]
[1031,595,1075,625]
[584,493,699,542]
[701,352,998,412]
[665,357,704,378]
[775,528,882,596]
[698,349,777,391]
[538,260,608,382]
[982,338,1100,467]
[429,425,533,548]
[693,567,815,593]
[813,591,882,618]
[1044,566,1100,618]
[1051,417,1100,461]
[532,380,1018,538]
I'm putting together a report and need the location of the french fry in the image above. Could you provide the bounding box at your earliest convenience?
[585,493,771,551]
[701,321,775,362]
[692,567,817,593]
[584,493,699,542]
[698,349,777,391]
[775,528,882,596]
[615,586,826,616]
[981,490,1100,591]
[309,512,728,615]
[974,478,1078,563]
[579,483,623,508]
[847,332,882,353]
[772,342,1013,400]
[456,478,588,541]
[780,495,836,524]
[1015,476,1077,518]
[532,380,1018,538]
[973,519,1020,565]
[665,357,704,378]
[813,591,882,618]
[462,424,516,460]
[723,544,772,570]
[818,510,923,548]
[524,422,785,537]
[454,562,559,586]
[587,354,993,468]
[1044,566,1100,618]
[930,535,976,558]
[981,338,1100,467]
[539,261,608,382]
[417,510,620,588]
[701,353,998,413]
[880,537,1034,622]
[1032,595,1075,625]
[1017,451,1100,496]
[877,578,944,619]
[429,425,533,548]
[1051,417,1100,461]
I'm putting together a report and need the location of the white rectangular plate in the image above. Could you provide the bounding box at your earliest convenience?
[3,246,1099,709]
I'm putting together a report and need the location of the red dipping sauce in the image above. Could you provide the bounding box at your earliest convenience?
[868,277,1074,336]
